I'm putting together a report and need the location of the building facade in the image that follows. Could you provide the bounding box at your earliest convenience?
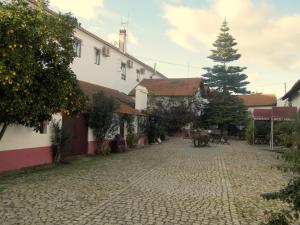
[0,1,167,173]
[72,27,166,95]
[237,94,277,113]
[129,78,208,136]
[281,79,300,111]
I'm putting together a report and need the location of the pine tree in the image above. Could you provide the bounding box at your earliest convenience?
[201,20,249,135]
[203,20,249,94]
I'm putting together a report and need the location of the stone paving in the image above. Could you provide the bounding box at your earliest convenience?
[0,138,291,225]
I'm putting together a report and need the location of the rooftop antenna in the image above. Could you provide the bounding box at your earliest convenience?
[120,17,129,29]
[151,63,157,79]
[284,82,287,94]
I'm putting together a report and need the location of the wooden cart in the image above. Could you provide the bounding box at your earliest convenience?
[192,129,210,147]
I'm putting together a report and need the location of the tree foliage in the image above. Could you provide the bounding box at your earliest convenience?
[156,98,194,134]
[0,0,86,140]
[201,92,248,133]
[140,108,165,143]
[261,118,300,225]
[275,118,300,149]
[261,177,300,225]
[201,20,248,133]
[203,20,249,94]
[87,92,117,154]
[50,120,70,164]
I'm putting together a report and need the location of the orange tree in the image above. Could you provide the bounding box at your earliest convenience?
[0,0,86,140]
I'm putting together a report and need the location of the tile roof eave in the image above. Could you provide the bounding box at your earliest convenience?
[128,78,202,97]
[281,79,300,100]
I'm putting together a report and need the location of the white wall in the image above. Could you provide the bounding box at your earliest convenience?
[0,114,62,151]
[135,85,148,110]
[290,92,300,111]
[248,106,273,113]
[87,113,122,142]
[72,29,163,95]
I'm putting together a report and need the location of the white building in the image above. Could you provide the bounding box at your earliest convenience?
[281,79,300,112]
[0,1,167,173]
[129,78,208,136]
[237,94,277,113]
[72,27,166,94]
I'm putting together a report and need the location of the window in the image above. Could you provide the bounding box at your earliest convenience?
[136,69,141,82]
[121,62,126,80]
[74,38,81,57]
[39,121,48,134]
[95,48,100,65]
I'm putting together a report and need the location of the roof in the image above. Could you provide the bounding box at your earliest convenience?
[282,79,300,100]
[253,107,297,121]
[129,78,203,97]
[78,80,141,115]
[237,94,277,107]
[27,0,167,79]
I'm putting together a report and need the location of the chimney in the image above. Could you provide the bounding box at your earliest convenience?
[135,85,148,111]
[119,29,127,53]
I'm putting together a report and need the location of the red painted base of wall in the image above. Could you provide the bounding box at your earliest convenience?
[0,147,52,173]
[87,140,111,155]
[174,130,191,137]
[137,135,148,146]
[87,141,96,155]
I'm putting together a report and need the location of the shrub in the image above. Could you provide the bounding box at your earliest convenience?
[102,146,111,156]
[87,92,117,154]
[126,133,138,148]
[50,120,70,163]
[245,117,254,144]
[261,129,300,225]
[260,212,289,225]
[276,119,300,149]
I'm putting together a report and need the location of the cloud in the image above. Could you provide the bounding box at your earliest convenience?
[107,32,139,46]
[247,72,258,83]
[50,0,104,20]
[162,0,300,70]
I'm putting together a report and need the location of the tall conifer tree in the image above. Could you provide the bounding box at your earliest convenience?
[202,20,248,135]
[203,20,249,94]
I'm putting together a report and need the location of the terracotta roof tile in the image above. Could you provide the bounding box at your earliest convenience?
[238,94,277,107]
[253,107,297,120]
[78,80,138,115]
[129,78,202,96]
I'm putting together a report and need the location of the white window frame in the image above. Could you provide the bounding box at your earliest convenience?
[39,121,48,134]
[74,38,82,57]
[121,62,126,80]
[95,48,100,65]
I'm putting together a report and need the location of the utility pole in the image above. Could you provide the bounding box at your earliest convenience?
[284,82,287,94]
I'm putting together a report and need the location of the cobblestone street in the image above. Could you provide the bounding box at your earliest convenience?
[0,138,291,225]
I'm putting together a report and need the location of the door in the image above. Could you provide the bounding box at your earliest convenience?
[62,113,88,157]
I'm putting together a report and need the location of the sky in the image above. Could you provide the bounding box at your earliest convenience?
[49,0,300,98]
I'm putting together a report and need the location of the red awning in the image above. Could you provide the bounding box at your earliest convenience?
[253,107,297,121]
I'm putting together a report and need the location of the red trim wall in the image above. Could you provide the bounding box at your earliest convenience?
[87,141,96,155]
[87,140,111,155]
[0,147,52,173]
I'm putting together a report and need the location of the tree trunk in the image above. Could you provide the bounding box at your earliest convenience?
[55,146,61,164]
[0,123,8,141]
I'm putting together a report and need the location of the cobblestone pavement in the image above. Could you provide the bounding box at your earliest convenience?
[0,138,291,225]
